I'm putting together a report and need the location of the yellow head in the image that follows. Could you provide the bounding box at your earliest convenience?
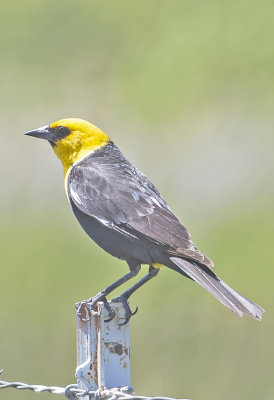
[25,118,110,174]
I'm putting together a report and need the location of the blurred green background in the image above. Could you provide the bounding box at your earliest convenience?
[1,1,273,399]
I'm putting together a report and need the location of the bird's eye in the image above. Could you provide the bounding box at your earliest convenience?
[58,126,70,136]
[50,125,71,143]
[55,126,71,140]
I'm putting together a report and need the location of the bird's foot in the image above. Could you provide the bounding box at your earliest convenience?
[76,295,115,322]
[112,294,138,326]
[76,294,137,325]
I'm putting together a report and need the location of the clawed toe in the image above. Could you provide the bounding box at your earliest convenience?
[119,308,138,326]
[115,295,138,326]
[76,294,137,325]
[132,305,138,316]
[102,298,116,322]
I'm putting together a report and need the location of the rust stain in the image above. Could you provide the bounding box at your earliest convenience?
[89,314,99,386]
[109,343,123,356]
[105,341,130,358]
[87,371,94,380]
[90,357,98,386]
[114,343,123,356]
[77,303,91,321]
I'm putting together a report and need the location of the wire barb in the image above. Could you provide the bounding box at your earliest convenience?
[0,370,189,400]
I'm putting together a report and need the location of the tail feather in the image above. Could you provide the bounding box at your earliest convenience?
[170,257,264,320]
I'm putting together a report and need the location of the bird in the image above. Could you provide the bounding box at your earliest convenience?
[25,118,264,323]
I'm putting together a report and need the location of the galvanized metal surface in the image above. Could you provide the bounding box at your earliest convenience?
[76,300,131,391]
[75,303,98,390]
[98,300,131,389]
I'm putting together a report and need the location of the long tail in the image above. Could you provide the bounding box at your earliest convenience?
[170,257,264,320]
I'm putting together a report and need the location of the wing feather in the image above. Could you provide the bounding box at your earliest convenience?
[68,142,213,267]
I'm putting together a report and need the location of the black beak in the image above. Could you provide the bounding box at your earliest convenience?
[24,125,52,141]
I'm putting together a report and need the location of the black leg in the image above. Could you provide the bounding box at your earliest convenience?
[115,265,160,325]
[121,265,159,298]
[76,263,141,320]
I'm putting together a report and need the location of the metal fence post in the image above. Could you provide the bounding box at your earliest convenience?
[75,304,99,391]
[76,300,131,393]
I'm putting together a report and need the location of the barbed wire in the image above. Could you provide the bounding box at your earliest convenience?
[0,370,189,400]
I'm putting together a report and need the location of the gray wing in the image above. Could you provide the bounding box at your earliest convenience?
[68,142,213,267]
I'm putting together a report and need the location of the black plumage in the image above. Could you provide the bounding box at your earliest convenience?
[68,141,264,320]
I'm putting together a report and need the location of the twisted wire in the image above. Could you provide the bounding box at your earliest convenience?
[0,370,189,400]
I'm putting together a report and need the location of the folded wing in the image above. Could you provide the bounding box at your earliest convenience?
[68,142,213,267]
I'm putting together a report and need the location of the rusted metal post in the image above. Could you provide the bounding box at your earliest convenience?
[75,305,98,391]
[97,300,131,388]
[75,300,131,392]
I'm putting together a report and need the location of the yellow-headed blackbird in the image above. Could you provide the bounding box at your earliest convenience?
[25,118,264,323]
